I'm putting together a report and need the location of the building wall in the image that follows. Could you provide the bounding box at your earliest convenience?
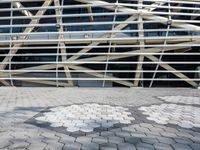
[0,0,199,87]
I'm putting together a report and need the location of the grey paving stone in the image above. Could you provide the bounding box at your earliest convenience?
[110,128,122,132]
[44,142,64,150]
[0,139,12,149]
[40,131,57,139]
[152,124,167,129]
[59,135,76,143]
[117,143,136,150]
[139,123,154,129]
[174,138,193,145]
[164,127,179,133]
[100,143,117,150]
[191,131,200,138]
[146,131,161,136]
[149,127,164,133]
[81,143,99,150]
[172,143,193,150]
[8,140,30,149]
[156,137,175,145]
[136,142,155,150]
[176,132,193,139]
[76,136,92,144]
[108,136,124,144]
[92,136,108,144]
[189,136,200,143]
[190,143,200,150]
[0,88,200,150]
[125,136,141,145]
[153,143,173,150]
[87,133,100,138]
[100,131,115,137]
[27,142,47,150]
[160,132,177,138]
[10,131,27,140]
[122,126,136,132]
[141,137,158,144]
[115,131,131,138]
[0,148,9,150]
[131,132,146,138]
[135,126,150,133]
[63,142,81,150]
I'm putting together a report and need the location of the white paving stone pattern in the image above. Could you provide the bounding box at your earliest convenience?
[36,103,135,133]
[139,104,200,128]
[158,96,200,105]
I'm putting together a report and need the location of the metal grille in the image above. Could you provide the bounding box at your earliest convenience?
[0,0,199,87]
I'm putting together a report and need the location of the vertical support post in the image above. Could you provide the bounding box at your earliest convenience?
[9,1,14,86]
[103,0,118,87]
[149,0,172,87]
[133,0,145,87]
[54,0,73,86]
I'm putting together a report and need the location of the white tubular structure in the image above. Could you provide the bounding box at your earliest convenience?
[0,0,199,87]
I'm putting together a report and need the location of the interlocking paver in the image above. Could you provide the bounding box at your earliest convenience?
[108,136,124,144]
[87,133,100,138]
[0,141,12,149]
[135,126,150,133]
[122,126,136,132]
[0,88,199,150]
[153,143,173,150]
[63,142,81,150]
[8,139,30,150]
[92,136,107,144]
[35,103,134,133]
[190,143,200,150]
[115,131,131,138]
[172,143,193,150]
[0,134,13,149]
[131,132,146,138]
[141,137,158,144]
[156,136,175,144]
[139,103,200,129]
[76,136,92,144]
[27,142,47,150]
[136,142,155,150]
[44,142,64,150]
[125,137,141,145]
[174,138,193,145]
[100,143,117,150]
[100,131,115,137]
[118,143,136,150]
[176,131,194,139]
[160,132,177,138]
[58,135,76,143]
[81,143,99,150]
[190,136,200,143]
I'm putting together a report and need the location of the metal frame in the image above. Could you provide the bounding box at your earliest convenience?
[0,0,199,87]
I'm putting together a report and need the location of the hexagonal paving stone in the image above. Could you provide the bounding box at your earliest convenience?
[100,143,117,150]
[108,136,124,144]
[118,143,136,150]
[153,143,173,150]
[136,142,155,150]
[63,142,81,150]
[33,103,135,134]
[172,143,193,150]
[81,143,99,150]
[139,104,200,129]
[92,136,108,144]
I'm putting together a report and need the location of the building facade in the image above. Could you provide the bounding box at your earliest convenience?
[0,0,199,87]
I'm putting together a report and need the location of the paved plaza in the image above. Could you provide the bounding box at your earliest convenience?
[0,87,200,150]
